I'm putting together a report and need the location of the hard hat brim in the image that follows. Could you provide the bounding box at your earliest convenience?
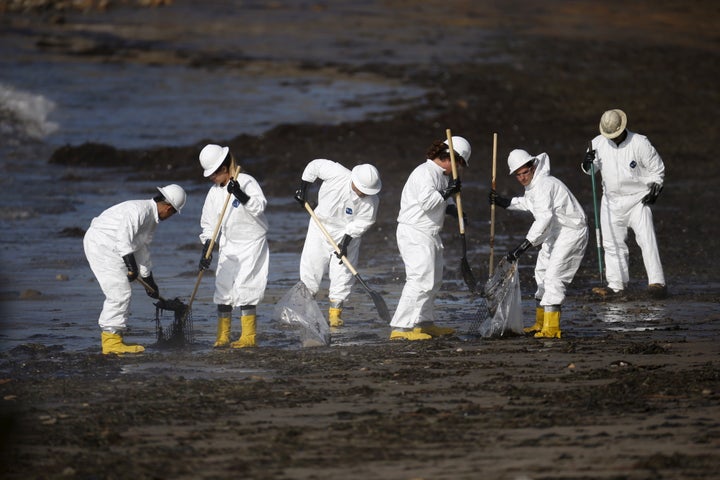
[156,186,184,214]
[599,109,627,139]
[202,146,230,177]
[355,183,381,195]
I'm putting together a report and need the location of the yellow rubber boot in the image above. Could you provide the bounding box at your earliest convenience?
[524,306,545,333]
[534,309,562,339]
[213,315,231,348]
[328,307,344,327]
[231,314,257,348]
[101,332,145,354]
[389,328,432,341]
[419,324,455,337]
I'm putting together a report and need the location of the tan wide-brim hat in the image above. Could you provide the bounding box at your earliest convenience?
[599,109,627,139]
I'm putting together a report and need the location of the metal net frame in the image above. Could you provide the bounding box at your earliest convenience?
[154,297,193,348]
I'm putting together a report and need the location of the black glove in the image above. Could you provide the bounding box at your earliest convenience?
[441,178,461,200]
[445,204,468,225]
[122,253,139,282]
[142,273,159,299]
[335,234,352,262]
[641,182,663,205]
[582,149,596,172]
[199,239,213,271]
[294,180,311,207]
[227,179,250,204]
[506,239,532,263]
[488,190,511,209]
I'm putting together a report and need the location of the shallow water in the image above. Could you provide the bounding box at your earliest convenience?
[1,153,717,354]
[0,3,428,353]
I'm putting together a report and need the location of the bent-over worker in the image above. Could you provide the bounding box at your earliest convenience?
[84,184,187,354]
[294,159,382,327]
[490,149,588,338]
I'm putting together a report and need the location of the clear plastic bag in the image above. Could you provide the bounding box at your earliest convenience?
[273,281,330,347]
[477,258,524,338]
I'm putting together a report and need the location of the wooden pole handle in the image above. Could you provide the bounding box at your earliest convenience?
[489,132,498,277]
[445,129,466,235]
[205,163,242,258]
[189,162,242,308]
[304,202,359,276]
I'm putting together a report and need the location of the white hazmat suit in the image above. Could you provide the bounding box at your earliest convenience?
[586,131,665,291]
[84,199,158,333]
[200,173,269,307]
[299,159,379,303]
[390,159,451,329]
[508,153,588,307]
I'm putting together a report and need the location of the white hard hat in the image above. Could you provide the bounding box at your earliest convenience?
[599,109,627,139]
[199,144,229,177]
[443,136,471,166]
[507,149,536,175]
[157,184,187,213]
[351,164,382,195]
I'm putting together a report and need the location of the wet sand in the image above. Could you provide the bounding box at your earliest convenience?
[2,1,720,478]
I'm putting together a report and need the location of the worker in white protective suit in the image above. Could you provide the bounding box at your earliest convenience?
[489,150,588,338]
[390,136,471,341]
[583,109,666,299]
[84,184,187,354]
[293,160,382,327]
[198,144,269,348]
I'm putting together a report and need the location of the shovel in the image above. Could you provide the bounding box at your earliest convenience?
[303,201,391,322]
[446,129,478,294]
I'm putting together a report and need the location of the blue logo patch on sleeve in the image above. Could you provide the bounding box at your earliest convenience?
[233,199,241,208]
[345,207,353,215]
[629,160,637,169]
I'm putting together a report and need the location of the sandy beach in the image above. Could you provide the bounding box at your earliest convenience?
[1,1,719,478]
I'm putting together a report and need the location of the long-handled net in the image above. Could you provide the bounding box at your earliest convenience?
[274,281,330,347]
[467,257,524,338]
[153,297,193,348]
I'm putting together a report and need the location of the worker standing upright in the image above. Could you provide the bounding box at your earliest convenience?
[583,109,667,299]
[198,144,269,349]
[390,136,471,340]
[490,150,587,338]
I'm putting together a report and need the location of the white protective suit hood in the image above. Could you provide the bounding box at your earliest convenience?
[526,153,550,190]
